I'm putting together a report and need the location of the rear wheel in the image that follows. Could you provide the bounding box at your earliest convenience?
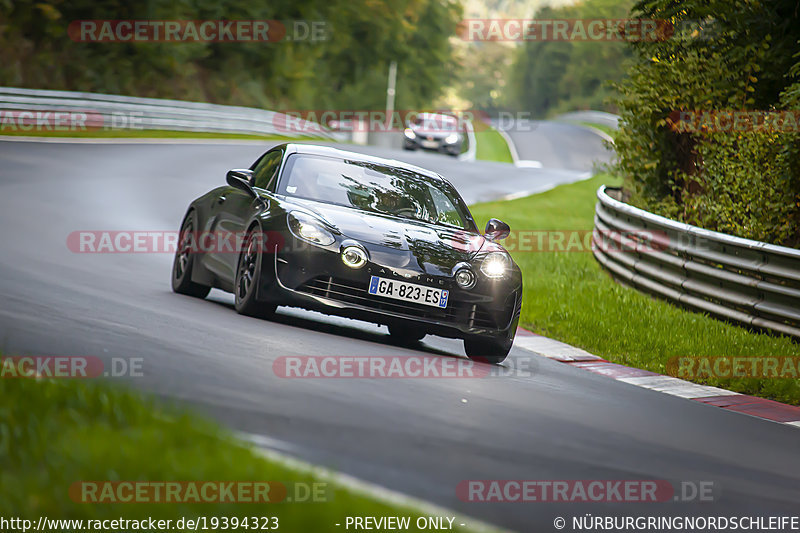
[234,229,277,318]
[463,336,512,364]
[388,324,426,343]
[171,212,211,298]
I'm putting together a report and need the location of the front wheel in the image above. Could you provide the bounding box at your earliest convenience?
[463,336,512,364]
[235,229,277,318]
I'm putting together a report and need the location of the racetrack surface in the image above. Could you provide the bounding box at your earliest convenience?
[1,136,799,531]
[491,119,613,171]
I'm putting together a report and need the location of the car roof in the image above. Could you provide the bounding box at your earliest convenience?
[280,143,446,182]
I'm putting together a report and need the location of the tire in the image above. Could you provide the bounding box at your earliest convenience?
[234,229,277,318]
[171,211,211,298]
[463,336,512,364]
[388,323,426,343]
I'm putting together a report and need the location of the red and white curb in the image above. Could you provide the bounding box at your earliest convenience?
[514,328,800,429]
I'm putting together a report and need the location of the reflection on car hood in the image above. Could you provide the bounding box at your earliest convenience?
[292,199,488,276]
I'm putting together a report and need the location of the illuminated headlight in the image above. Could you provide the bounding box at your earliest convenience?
[287,212,335,246]
[341,246,367,268]
[455,268,476,289]
[445,132,459,144]
[404,128,416,139]
[480,252,509,278]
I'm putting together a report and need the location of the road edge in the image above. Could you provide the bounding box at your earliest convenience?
[239,432,511,533]
[514,328,800,430]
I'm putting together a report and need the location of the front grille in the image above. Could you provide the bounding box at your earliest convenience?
[297,276,502,329]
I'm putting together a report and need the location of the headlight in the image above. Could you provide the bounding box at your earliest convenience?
[455,268,476,289]
[480,252,509,278]
[341,245,367,268]
[404,128,416,139]
[445,132,459,144]
[287,212,335,246]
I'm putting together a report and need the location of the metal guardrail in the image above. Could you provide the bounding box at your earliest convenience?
[593,186,800,339]
[0,87,341,139]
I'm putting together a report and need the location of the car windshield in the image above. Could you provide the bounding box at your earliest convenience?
[411,114,458,132]
[279,154,474,230]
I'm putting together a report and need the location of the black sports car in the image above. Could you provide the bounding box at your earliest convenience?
[172,143,521,362]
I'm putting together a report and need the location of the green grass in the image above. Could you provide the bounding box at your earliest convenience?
[0,376,485,531]
[578,121,616,139]
[0,128,321,141]
[472,123,513,163]
[469,174,800,404]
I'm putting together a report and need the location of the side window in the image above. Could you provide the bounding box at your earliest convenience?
[252,150,282,190]
[429,185,467,229]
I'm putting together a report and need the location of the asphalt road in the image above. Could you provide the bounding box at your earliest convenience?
[1,136,799,531]
[492,119,614,171]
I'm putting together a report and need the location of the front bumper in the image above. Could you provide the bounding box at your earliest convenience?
[404,136,461,154]
[262,245,521,340]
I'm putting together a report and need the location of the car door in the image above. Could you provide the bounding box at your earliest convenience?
[210,149,283,283]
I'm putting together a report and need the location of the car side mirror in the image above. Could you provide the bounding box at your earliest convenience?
[484,218,510,241]
[226,169,257,198]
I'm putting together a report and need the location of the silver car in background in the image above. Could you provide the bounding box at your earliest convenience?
[403,112,464,156]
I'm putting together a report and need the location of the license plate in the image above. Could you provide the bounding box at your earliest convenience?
[368,276,448,308]
[421,140,439,148]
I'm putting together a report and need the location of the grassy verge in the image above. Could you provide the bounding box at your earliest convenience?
[469,174,800,404]
[578,121,616,139]
[0,375,483,531]
[472,122,513,164]
[0,128,322,141]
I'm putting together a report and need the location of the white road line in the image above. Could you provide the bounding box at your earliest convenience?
[492,126,519,164]
[514,160,542,168]
[515,330,800,429]
[498,188,550,201]
[492,124,545,169]
[618,375,739,399]
[581,125,615,145]
[238,432,509,533]
[514,334,603,362]
[458,121,477,162]
[496,171,590,202]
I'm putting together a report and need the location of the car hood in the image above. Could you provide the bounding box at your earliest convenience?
[409,126,453,139]
[292,200,488,276]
